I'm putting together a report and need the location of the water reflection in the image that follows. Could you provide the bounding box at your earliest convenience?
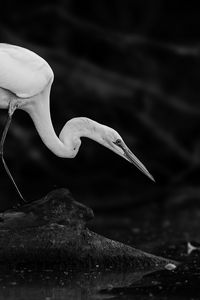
[0,267,159,300]
[1,256,200,300]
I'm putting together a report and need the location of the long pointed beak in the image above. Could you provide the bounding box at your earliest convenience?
[120,142,155,182]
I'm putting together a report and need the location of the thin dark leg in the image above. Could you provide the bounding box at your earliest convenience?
[0,111,26,203]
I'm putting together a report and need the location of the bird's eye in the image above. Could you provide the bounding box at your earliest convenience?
[114,139,122,146]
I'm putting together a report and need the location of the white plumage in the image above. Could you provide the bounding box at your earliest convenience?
[0,44,53,99]
[0,43,154,203]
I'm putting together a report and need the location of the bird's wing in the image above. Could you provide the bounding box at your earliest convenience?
[0,44,54,98]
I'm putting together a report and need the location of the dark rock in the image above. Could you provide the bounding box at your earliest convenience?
[0,188,179,270]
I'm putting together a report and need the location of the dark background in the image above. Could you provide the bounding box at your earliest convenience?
[0,1,199,212]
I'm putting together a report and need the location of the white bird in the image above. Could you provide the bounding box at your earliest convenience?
[0,43,155,203]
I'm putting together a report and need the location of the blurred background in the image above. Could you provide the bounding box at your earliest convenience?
[0,0,200,215]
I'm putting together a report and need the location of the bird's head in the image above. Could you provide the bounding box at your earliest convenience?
[59,118,155,181]
[100,126,155,182]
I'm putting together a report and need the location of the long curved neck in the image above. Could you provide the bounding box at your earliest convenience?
[59,117,104,145]
[23,84,106,158]
[23,84,68,157]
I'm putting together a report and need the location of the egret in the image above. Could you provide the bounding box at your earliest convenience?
[0,43,154,203]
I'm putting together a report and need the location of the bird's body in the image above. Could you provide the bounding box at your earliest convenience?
[0,43,154,203]
[0,43,53,100]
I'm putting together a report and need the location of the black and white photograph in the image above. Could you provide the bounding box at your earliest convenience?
[0,1,199,299]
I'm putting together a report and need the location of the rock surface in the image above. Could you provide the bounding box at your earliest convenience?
[0,188,178,270]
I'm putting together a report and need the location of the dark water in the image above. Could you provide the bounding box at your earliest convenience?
[0,264,200,300]
[1,197,200,300]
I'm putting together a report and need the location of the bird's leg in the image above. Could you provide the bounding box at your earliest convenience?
[0,99,26,204]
